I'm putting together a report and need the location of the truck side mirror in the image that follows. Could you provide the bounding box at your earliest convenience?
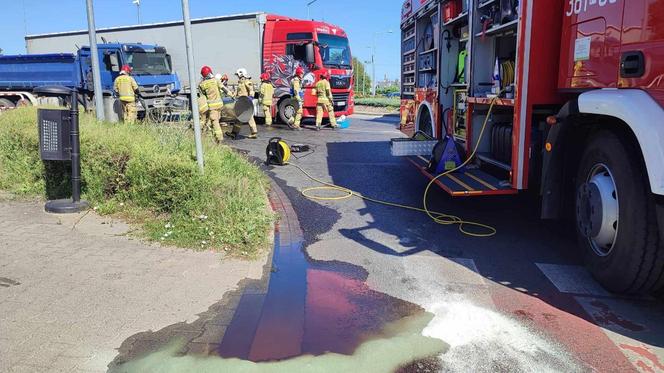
[306,43,315,64]
[166,54,173,72]
[109,53,120,72]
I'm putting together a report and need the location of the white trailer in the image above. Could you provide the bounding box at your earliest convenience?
[26,13,266,88]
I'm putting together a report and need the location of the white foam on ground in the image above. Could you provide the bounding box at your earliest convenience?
[422,299,585,372]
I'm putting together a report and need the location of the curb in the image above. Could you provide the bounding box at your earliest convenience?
[267,180,303,256]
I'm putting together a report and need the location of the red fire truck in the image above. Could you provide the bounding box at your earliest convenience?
[400,0,664,294]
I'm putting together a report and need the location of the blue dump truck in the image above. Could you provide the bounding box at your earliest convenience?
[0,43,185,121]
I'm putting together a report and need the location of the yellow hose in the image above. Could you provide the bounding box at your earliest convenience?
[295,96,501,238]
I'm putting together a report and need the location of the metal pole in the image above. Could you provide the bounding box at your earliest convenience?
[85,0,105,121]
[181,0,205,173]
[307,0,318,19]
[371,33,377,97]
[69,90,82,203]
[362,67,365,96]
[371,51,376,96]
[137,3,141,24]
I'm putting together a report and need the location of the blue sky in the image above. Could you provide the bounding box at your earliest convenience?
[0,0,402,81]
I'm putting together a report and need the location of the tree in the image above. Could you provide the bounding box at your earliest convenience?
[377,85,400,95]
[352,57,372,97]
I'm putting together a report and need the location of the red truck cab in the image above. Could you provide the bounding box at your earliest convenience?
[262,15,354,123]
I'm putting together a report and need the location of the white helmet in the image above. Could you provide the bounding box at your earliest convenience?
[214,73,222,81]
[235,68,249,79]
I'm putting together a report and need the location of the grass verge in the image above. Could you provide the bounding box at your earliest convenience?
[355,97,401,108]
[0,108,273,256]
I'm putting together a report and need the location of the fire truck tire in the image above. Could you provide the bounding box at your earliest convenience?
[575,130,664,294]
[0,98,16,110]
[417,107,434,138]
[278,98,296,124]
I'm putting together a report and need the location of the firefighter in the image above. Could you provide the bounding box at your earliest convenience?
[197,89,210,133]
[212,73,234,131]
[288,66,305,130]
[259,72,275,126]
[227,68,258,139]
[113,65,138,123]
[218,74,234,98]
[198,65,224,143]
[314,71,338,130]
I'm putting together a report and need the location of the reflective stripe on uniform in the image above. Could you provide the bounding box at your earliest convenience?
[114,75,138,103]
[199,78,223,109]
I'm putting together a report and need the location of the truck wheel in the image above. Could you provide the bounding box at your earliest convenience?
[278,98,296,124]
[16,99,32,107]
[0,98,15,110]
[417,106,434,138]
[575,130,664,294]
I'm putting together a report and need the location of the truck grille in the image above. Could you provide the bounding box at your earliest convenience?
[332,93,350,110]
[330,76,351,89]
[138,84,171,98]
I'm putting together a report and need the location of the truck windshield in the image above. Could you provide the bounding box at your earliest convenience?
[126,52,171,75]
[317,34,352,69]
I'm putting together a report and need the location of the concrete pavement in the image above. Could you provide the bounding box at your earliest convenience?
[0,201,269,373]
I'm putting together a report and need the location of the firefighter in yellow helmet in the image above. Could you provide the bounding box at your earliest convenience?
[288,66,305,130]
[314,71,338,130]
[198,65,224,143]
[259,72,275,126]
[113,65,139,123]
[229,68,258,139]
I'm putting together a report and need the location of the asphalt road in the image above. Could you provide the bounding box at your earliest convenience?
[229,114,664,373]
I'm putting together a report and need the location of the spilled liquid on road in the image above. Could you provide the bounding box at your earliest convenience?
[109,230,446,372]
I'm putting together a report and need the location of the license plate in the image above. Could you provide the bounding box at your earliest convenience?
[336,101,346,107]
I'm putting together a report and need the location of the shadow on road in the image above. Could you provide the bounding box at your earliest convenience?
[323,139,664,356]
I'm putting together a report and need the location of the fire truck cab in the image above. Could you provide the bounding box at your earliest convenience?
[399,0,664,294]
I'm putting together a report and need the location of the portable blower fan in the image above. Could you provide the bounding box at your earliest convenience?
[266,137,291,166]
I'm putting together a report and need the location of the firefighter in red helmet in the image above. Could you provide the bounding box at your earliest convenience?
[288,66,305,130]
[198,65,224,142]
[113,65,139,123]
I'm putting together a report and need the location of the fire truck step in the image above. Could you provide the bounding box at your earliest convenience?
[409,156,517,197]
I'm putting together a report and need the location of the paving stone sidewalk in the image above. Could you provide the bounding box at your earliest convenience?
[0,200,269,373]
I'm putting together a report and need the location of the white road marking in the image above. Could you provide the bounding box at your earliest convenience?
[536,263,611,296]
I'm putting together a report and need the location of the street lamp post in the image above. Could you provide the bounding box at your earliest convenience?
[132,0,141,24]
[180,0,204,173]
[85,0,105,121]
[371,30,393,96]
[307,0,318,19]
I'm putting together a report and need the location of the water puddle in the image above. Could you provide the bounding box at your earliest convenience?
[109,230,446,372]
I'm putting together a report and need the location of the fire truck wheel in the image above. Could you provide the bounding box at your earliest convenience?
[417,107,434,138]
[575,130,664,294]
[278,98,296,124]
[0,98,16,110]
